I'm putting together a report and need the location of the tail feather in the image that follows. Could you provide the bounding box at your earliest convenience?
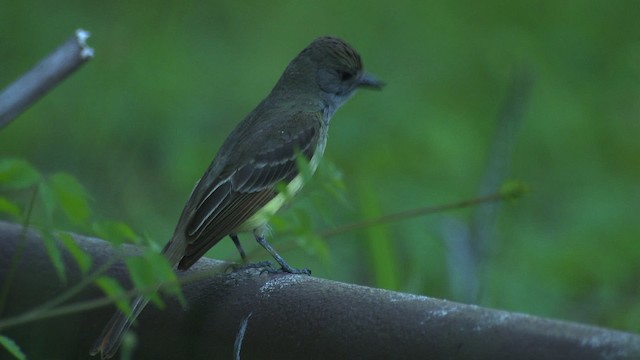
[90,295,151,359]
[91,236,186,358]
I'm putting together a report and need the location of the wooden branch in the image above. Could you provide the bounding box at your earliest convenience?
[0,29,94,129]
[0,220,638,359]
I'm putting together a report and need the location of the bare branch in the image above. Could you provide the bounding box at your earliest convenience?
[0,29,94,129]
[318,192,507,239]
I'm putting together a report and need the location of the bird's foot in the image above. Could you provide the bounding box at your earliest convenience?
[262,264,311,276]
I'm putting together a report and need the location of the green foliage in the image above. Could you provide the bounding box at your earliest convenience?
[94,276,131,316]
[40,229,68,281]
[269,158,347,267]
[124,251,183,308]
[0,335,26,360]
[0,198,20,219]
[119,332,137,360]
[92,221,143,246]
[0,157,184,356]
[2,0,639,336]
[47,173,92,226]
[499,180,530,200]
[37,181,57,221]
[0,158,96,281]
[0,158,40,189]
[278,209,331,262]
[57,233,92,274]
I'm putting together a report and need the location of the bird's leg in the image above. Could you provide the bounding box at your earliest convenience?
[254,234,311,275]
[226,234,275,272]
[230,233,247,263]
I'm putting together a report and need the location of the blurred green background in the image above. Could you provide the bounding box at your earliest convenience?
[1,0,639,333]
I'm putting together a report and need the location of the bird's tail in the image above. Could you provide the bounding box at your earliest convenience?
[90,235,186,359]
[89,294,151,359]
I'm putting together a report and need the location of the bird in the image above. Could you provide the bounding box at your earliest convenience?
[90,35,383,358]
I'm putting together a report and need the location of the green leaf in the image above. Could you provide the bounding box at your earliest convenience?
[48,172,91,225]
[57,232,92,274]
[95,276,131,316]
[500,180,530,200]
[0,197,21,219]
[0,335,26,360]
[92,220,141,245]
[144,251,183,302]
[120,331,137,360]
[124,251,183,308]
[40,229,66,282]
[141,232,162,252]
[37,181,57,222]
[124,256,155,290]
[0,158,41,189]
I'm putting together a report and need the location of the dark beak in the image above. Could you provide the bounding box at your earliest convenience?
[358,72,385,90]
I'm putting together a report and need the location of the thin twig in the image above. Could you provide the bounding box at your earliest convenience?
[0,256,230,330]
[0,186,38,315]
[241,191,517,261]
[3,191,514,327]
[318,192,506,239]
[26,251,119,315]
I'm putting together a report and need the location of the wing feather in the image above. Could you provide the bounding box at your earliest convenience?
[180,189,275,268]
[176,112,323,270]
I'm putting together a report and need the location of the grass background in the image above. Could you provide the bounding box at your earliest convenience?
[1,0,639,333]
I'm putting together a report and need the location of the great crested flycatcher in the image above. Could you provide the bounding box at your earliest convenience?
[91,36,383,358]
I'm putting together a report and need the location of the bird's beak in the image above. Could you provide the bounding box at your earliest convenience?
[358,72,385,90]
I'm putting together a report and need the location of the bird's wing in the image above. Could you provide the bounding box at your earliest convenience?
[176,112,322,269]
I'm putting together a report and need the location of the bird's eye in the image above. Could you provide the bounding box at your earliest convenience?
[340,71,354,81]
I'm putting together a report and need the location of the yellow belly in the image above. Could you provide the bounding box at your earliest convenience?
[234,172,305,232]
